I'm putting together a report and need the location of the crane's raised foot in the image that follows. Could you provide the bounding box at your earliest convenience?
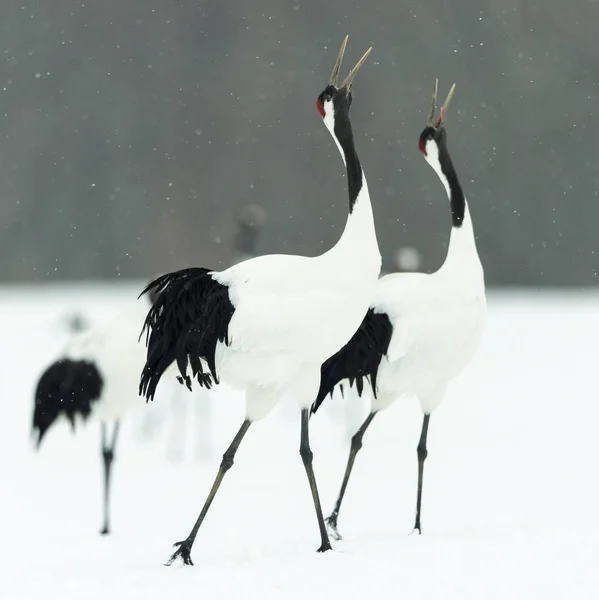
[165,540,194,566]
[325,514,343,541]
[99,526,110,536]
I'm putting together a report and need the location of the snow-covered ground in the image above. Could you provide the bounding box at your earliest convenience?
[1,283,598,599]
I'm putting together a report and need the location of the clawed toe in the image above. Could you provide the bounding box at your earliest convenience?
[325,516,342,541]
[317,541,333,553]
[165,540,194,566]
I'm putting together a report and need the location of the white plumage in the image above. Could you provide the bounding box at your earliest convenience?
[33,300,151,535]
[371,232,485,414]
[312,81,486,538]
[139,38,381,565]
[137,205,267,463]
[213,230,380,407]
[68,307,149,419]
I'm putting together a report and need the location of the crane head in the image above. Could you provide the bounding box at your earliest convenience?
[418,79,456,157]
[316,36,371,123]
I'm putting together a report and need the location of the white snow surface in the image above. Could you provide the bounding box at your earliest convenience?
[1,282,598,599]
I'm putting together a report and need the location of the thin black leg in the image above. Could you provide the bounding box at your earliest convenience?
[413,413,430,534]
[326,412,376,540]
[100,421,120,535]
[166,419,252,566]
[299,408,332,553]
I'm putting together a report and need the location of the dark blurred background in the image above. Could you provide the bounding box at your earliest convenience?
[0,0,597,286]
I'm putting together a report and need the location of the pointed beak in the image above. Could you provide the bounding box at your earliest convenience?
[340,46,372,91]
[430,80,456,128]
[438,83,456,125]
[328,35,348,87]
[427,79,439,126]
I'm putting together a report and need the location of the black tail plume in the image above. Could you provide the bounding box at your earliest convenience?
[33,358,103,446]
[311,308,393,415]
[138,267,234,401]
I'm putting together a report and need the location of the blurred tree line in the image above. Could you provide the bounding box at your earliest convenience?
[0,0,597,286]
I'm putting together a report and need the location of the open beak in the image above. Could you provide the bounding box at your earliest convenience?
[328,36,372,91]
[328,35,348,87]
[429,79,456,128]
[340,46,372,90]
[427,79,439,126]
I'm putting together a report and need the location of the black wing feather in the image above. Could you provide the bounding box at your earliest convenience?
[33,359,104,446]
[311,308,393,415]
[139,267,234,401]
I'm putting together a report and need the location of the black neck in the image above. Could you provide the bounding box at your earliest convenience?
[333,110,363,213]
[437,141,465,228]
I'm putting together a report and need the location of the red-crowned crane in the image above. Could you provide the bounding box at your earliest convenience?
[138,37,382,566]
[312,81,486,539]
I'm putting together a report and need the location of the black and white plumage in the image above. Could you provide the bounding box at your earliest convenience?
[140,205,268,463]
[140,267,227,397]
[33,298,153,535]
[315,308,393,403]
[311,81,487,539]
[138,37,381,566]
